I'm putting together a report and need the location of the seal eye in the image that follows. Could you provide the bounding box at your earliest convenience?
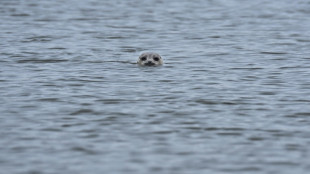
[153,57,160,61]
[141,57,147,61]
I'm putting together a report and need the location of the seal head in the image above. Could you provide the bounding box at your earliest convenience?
[137,52,163,66]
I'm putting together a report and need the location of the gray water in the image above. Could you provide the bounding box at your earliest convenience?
[1,0,310,174]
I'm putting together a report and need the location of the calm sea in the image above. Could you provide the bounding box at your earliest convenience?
[1,0,310,173]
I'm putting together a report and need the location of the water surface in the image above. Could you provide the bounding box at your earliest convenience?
[1,0,310,174]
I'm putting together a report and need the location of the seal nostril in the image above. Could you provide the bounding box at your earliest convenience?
[145,61,155,66]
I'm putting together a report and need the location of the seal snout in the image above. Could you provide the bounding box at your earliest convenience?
[145,61,155,66]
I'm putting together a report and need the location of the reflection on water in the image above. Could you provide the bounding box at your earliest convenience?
[1,0,310,173]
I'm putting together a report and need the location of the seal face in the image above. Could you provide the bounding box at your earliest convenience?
[137,52,163,66]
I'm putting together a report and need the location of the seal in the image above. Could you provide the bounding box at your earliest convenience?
[137,52,163,66]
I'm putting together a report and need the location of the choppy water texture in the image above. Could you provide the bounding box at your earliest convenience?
[1,0,310,174]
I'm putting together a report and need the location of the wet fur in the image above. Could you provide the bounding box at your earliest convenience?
[137,52,163,66]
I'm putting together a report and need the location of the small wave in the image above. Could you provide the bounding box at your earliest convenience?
[260,51,287,55]
[71,147,98,155]
[70,109,101,116]
[16,59,69,63]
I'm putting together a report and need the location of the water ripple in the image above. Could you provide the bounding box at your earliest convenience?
[1,0,310,174]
